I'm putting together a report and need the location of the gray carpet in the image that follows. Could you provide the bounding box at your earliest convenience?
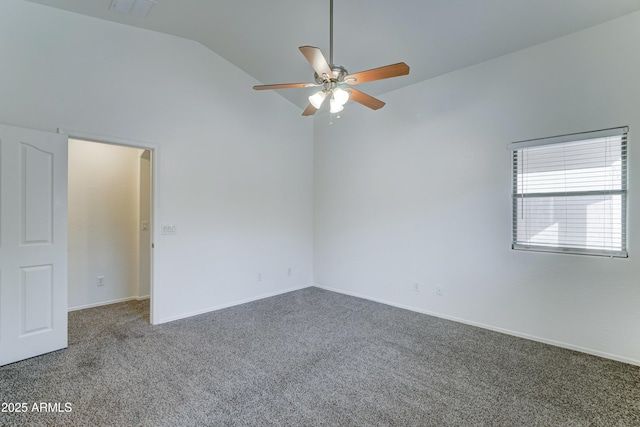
[1,287,639,426]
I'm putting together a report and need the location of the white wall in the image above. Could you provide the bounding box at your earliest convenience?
[68,140,142,309]
[314,11,640,365]
[0,0,313,323]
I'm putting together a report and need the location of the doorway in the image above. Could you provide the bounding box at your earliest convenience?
[67,138,154,322]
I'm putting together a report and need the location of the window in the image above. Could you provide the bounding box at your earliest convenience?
[510,127,628,257]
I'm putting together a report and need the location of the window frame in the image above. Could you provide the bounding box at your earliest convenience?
[509,127,628,258]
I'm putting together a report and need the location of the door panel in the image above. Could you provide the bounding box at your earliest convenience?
[22,143,54,244]
[0,124,67,366]
[21,264,53,335]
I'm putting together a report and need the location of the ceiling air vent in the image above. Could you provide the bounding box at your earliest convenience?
[109,0,155,18]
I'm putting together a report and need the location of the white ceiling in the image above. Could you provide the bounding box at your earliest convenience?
[25,0,640,110]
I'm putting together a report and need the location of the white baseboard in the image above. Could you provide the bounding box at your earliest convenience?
[157,284,313,324]
[137,295,150,301]
[313,283,640,367]
[68,296,146,312]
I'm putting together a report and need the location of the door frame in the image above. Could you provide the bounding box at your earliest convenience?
[59,128,159,325]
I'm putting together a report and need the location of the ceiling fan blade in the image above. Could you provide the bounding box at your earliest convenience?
[299,46,333,79]
[345,62,410,85]
[302,103,318,116]
[253,82,318,90]
[348,88,385,110]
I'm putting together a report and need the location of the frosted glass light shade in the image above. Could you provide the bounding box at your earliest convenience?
[329,98,344,113]
[333,88,349,106]
[308,91,327,109]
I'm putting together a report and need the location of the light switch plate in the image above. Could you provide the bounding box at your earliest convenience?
[161,224,176,235]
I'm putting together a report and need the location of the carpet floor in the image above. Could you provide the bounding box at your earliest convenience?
[1,287,639,426]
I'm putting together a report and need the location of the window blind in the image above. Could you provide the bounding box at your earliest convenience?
[510,127,628,257]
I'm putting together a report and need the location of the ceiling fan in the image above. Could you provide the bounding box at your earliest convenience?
[253,0,410,116]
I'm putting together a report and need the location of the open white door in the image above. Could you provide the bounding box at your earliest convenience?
[0,124,68,366]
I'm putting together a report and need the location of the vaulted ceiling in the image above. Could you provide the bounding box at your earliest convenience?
[26,0,640,109]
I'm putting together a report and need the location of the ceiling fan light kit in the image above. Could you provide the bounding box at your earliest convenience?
[332,88,349,106]
[253,0,409,117]
[329,97,344,114]
[309,91,327,109]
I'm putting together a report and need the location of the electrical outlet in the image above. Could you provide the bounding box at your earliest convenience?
[257,273,262,282]
[413,282,420,292]
[97,276,105,287]
[436,285,443,296]
[287,268,292,276]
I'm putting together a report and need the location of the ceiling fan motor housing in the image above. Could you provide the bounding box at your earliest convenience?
[314,65,348,85]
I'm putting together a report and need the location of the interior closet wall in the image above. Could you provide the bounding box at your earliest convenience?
[68,139,143,310]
